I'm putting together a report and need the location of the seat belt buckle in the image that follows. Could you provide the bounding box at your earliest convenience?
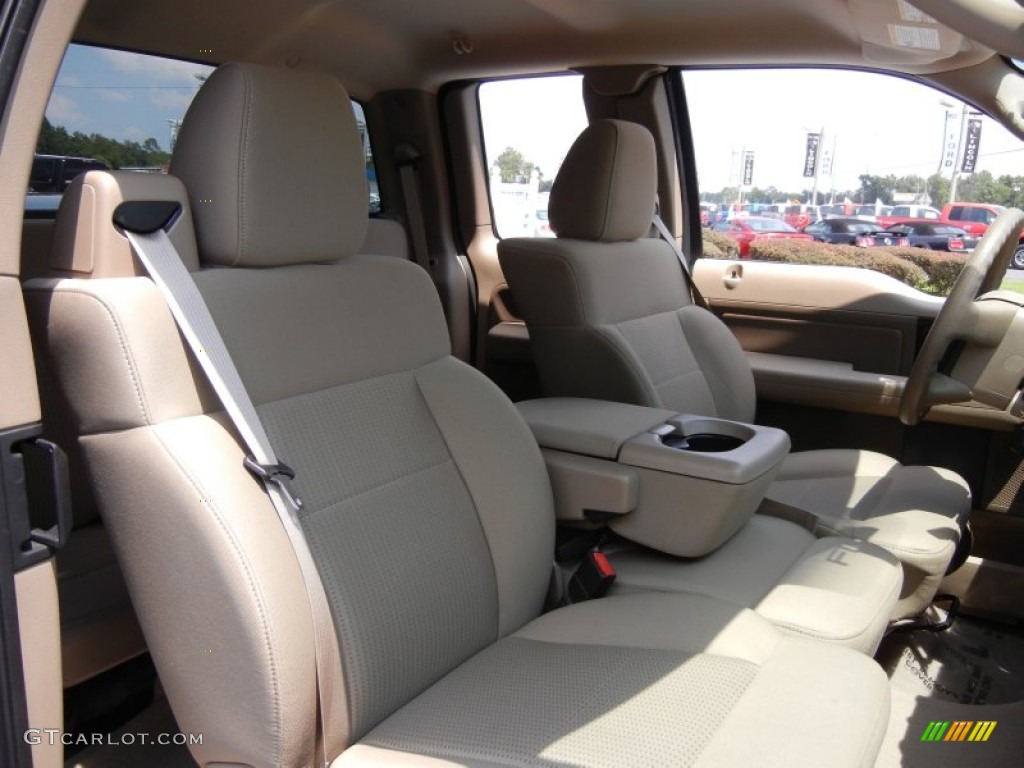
[567,550,616,603]
[243,456,304,511]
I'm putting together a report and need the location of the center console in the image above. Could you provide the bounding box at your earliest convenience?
[518,398,790,557]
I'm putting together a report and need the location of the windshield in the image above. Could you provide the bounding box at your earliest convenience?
[847,222,882,233]
[746,218,797,232]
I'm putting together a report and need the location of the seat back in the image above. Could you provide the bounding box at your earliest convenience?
[26,63,555,766]
[499,119,756,423]
[28,171,199,686]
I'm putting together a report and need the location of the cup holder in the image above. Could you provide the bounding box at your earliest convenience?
[661,432,745,453]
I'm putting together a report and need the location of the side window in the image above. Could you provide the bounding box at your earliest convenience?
[683,68,1024,296]
[34,45,379,215]
[350,101,381,215]
[479,75,587,238]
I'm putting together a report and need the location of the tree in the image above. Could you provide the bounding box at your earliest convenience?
[35,117,170,168]
[494,147,538,184]
[996,175,1024,209]
[956,171,1024,207]
[857,174,899,205]
[926,174,950,207]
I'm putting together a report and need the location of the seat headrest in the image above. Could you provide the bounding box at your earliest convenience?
[50,170,200,277]
[170,63,368,268]
[548,119,657,242]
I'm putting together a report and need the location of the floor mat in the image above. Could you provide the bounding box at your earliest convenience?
[877,613,1024,705]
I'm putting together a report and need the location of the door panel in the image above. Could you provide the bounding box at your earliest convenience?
[694,258,1024,520]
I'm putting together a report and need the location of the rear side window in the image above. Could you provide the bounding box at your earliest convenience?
[34,45,379,214]
[479,75,587,238]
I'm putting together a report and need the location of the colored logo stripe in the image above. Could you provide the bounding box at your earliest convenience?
[969,722,997,742]
[921,721,997,742]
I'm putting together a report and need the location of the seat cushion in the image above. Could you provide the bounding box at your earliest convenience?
[608,515,902,654]
[341,593,890,768]
[769,449,971,618]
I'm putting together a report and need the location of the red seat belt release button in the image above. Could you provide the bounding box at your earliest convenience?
[568,550,616,603]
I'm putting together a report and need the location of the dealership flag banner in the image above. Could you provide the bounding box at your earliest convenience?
[743,151,755,186]
[961,118,982,174]
[803,133,820,177]
[942,122,959,169]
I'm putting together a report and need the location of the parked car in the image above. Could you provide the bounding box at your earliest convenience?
[712,215,814,257]
[942,202,1024,267]
[818,202,891,220]
[877,205,943,228]
[780,203,819,230]
[28,154,108,194]
[533,207,553,237]
[699,202,719,226]
[855,203,892,221]
[885,221,977,252]
[803,217,911,247]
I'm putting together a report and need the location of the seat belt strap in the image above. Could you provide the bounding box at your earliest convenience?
[113,201,345,767]
[396,144,434,276]
[652,214,709,309]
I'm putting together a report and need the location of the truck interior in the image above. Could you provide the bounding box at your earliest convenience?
[2,1,1024,767]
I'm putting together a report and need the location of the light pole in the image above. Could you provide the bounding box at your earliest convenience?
[167,119,182,152]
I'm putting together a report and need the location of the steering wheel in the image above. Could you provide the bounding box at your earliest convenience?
[900,208,1024,426]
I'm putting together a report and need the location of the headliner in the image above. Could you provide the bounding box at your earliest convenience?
[73,0,1009,97]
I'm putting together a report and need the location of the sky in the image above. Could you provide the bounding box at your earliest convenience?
[47,45,1024,198]
[45,45,212,150]
[480,69,1024,198]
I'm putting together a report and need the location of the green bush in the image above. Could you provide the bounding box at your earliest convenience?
[701,228,739,259]
[883,248,966,296]
[698,229,967,295]
[748,239,928,285]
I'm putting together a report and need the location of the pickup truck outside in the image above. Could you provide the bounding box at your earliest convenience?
[941,202,1024,267]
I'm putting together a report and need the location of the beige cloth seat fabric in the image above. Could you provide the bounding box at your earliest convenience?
[25,63,892,767]
[608,514,900,653]
[498,119,971,619]
[28,185,166,686]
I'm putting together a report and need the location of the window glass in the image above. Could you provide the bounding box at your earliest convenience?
[350,101,381,214]
[479,75,587,238]
[34,44,379,214]
[683,68,1024,295]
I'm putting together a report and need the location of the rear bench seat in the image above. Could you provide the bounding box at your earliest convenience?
[25,62,893,767]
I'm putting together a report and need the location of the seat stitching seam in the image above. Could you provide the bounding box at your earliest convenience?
[54,288,152,425]
[594,325,661,405]
[598,123,619,241]
[151,424,284,765]
[247,358,448,409]
[237,67,253,267]
[412,367,501,639]
[300,455,455,520]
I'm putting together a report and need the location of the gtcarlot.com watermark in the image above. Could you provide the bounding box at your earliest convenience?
[24,729,203,747]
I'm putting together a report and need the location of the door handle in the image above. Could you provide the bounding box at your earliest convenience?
[723,264,743,289]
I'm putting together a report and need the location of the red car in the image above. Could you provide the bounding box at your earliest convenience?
[941,203,1024,268]
[712,216,814,258]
